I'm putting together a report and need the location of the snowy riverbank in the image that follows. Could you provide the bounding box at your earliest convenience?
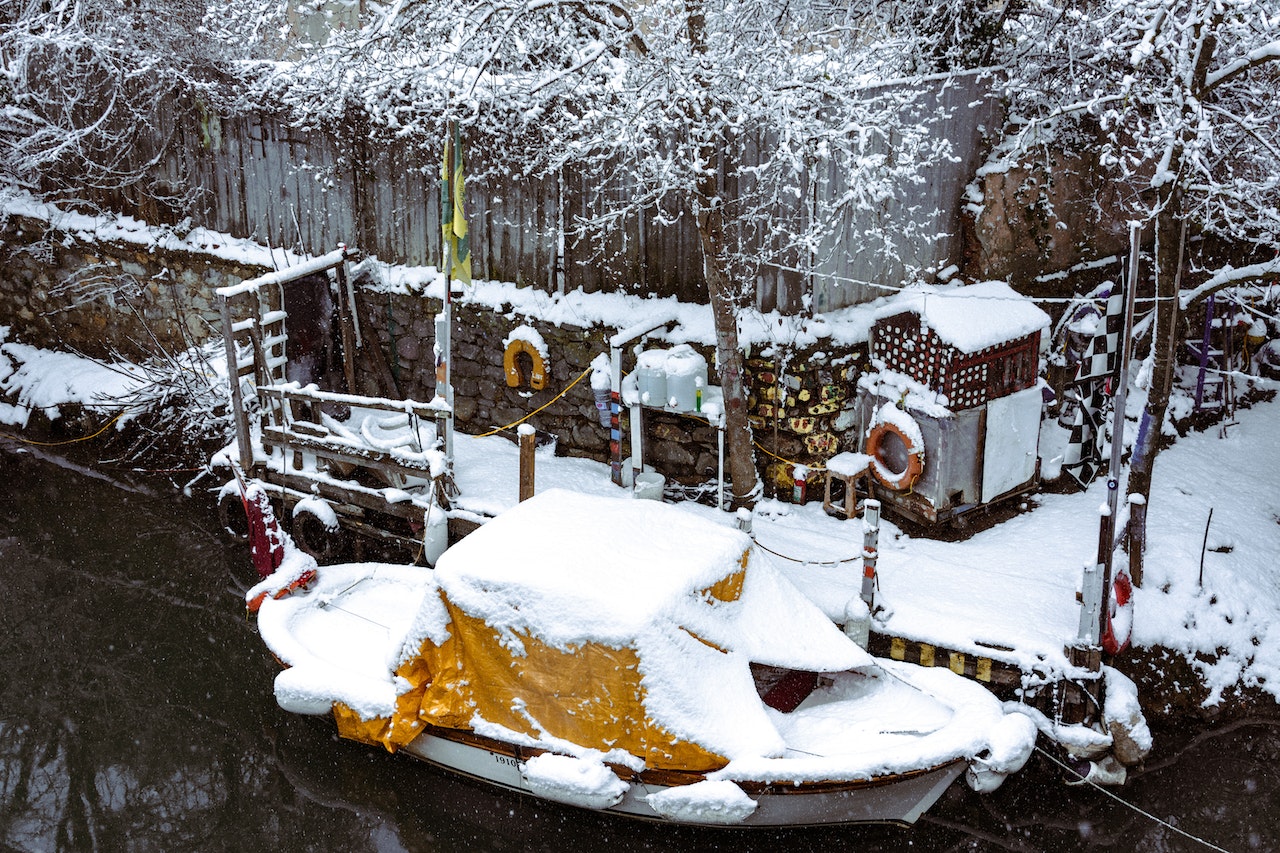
[2,324,1278,724]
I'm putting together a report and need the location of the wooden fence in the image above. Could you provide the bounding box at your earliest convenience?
[84,70,1000,313]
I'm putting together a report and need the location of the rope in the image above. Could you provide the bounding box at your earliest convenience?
[649,402,826,472]
[754,538,862,566]
[474,365,593,438]
[1034,746,1234,853]
[753,438,828,471]
[0,411,126,447]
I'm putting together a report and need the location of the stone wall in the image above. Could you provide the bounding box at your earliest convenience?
[358,290,738,475]
[359,290,620,462]
[0,214,261,360]
[0,216,875,496]
[746,347,869,502]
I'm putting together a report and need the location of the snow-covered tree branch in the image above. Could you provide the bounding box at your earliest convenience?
[996,0,1280,577]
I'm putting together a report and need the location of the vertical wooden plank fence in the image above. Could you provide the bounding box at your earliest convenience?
[85,71,1000,314]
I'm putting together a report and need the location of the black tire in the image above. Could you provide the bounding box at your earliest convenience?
[293,510,344,564]
[217,491,250,542]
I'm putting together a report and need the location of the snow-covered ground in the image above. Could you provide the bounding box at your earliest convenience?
[1131,399,1280,703]
[3,319,1278,712]
[1,195,1277,712]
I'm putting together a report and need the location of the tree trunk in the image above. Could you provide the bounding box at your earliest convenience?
[697,217,760,508]
[1126,181,1185,586]
[1126,10,1218,584]
[686,0,759,508]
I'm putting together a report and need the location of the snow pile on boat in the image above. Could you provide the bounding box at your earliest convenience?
[419,488,870,769]
[255,488,1034,784]
[645,779,759,824]
[255,562,447,726]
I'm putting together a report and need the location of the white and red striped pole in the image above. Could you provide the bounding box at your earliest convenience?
[860,499,881,610]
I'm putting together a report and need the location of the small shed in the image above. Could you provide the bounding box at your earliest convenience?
[868,281,1044,408]
[856,282,1049,527]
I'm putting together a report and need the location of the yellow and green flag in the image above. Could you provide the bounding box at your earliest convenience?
[441,123,472,285]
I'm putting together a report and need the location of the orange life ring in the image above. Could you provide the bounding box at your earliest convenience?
[865,418,925,492]
[503,339,548,390]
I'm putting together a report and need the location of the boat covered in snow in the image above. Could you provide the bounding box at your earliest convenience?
[246,488,1036,826]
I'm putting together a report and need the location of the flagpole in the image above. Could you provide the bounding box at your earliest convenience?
[441,120,456,470]
[1092,222,1140,639]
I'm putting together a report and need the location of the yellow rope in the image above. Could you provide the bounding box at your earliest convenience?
[0,411,126,447]
[472,370,835,474]
[752,438,827,471]
[474,366,594,438]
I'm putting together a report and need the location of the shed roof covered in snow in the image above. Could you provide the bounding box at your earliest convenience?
[874,282,1049,354]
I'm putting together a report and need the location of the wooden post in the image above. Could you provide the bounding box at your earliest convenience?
[219,295,253,471]
[1060,644,1104,725]
[518,425,536,502]
[352,284,401,399]
[332,247,358,394]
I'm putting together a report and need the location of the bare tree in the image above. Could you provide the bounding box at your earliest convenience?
[0,0,249,199]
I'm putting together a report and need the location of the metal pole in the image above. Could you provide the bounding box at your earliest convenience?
[860,499,881,610]
[605,315,677,489]
[443,283,454,467]
[717,416,725,511]
[442,121,456,469]
[1081,223,1139,647]
[1097,224,1141,598]
[630,403,645,480]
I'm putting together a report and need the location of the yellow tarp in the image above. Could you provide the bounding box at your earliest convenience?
[335,568,747,771]
[333,653,435,751]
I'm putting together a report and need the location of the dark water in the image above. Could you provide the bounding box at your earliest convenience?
[0,447,1276,852]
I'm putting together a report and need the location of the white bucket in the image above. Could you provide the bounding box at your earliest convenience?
[633,472,665,501]
[620,457,654,488]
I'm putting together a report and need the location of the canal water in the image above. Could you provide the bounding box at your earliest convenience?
[0,446,1275,852]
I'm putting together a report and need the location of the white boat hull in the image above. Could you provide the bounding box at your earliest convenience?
[400,726,967,827]
[249,556,1031,829]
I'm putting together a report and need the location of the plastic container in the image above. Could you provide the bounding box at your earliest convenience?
[633,472,666,501]
[592,385,612,427]
[635,349,668,407]
[422,505,448,566]
[664,344,707,412]
[843,598,871,649]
